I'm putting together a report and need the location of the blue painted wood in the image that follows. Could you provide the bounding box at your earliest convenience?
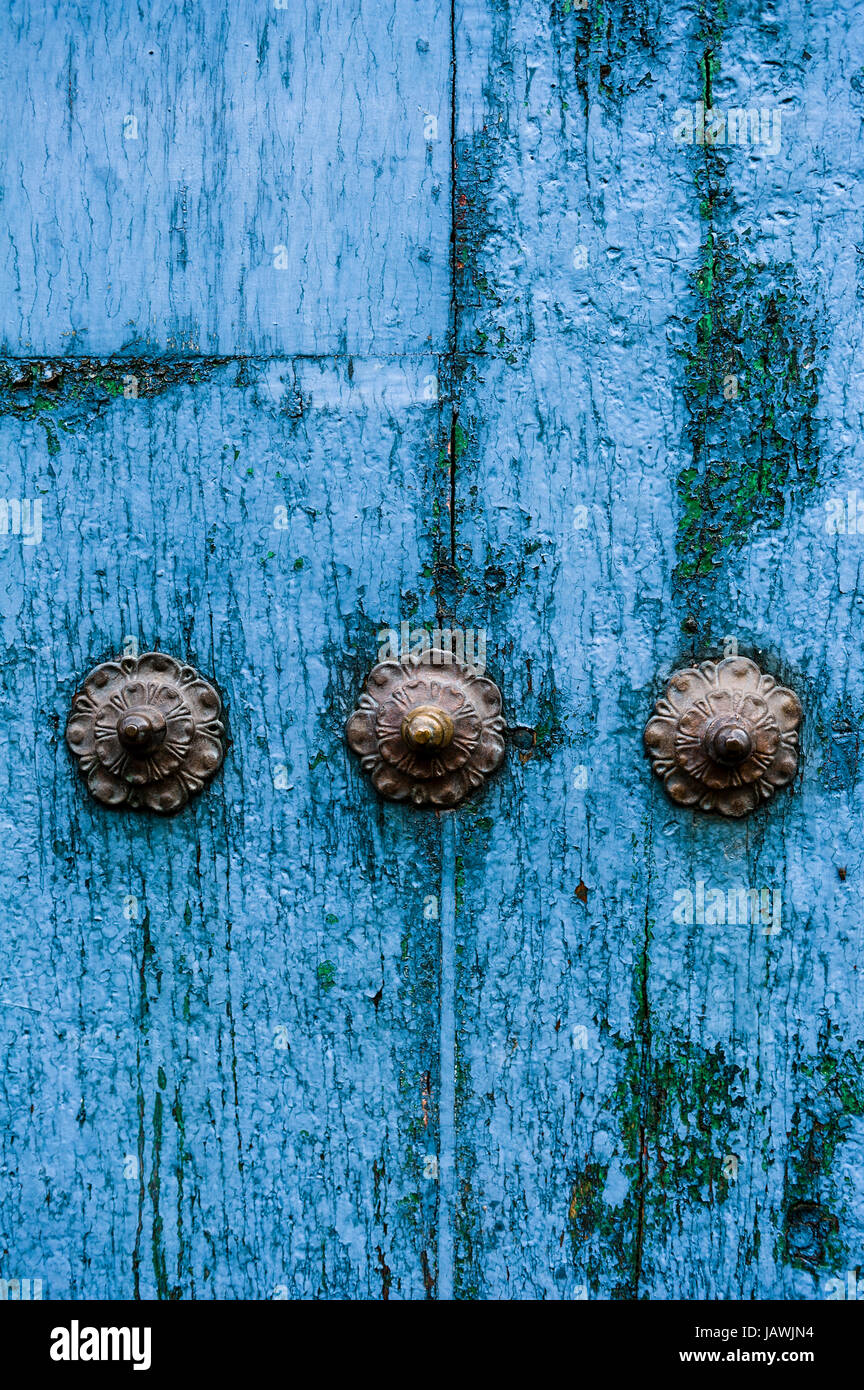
[0,364,445,1298]
[0,1,451,356]
[2,0,863,1303]
[451,0,864,1299]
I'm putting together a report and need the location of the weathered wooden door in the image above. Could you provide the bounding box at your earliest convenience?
[1,0,862,1302]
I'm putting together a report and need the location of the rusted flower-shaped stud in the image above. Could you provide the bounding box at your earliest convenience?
[66,652,225,813]
[644,656,802,817]
[346,648,506,807]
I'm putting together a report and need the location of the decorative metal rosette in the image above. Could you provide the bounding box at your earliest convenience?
[346,648,506,807]
[644,656,802,817]
[66,652,225,813]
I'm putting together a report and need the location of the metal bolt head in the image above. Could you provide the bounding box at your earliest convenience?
[702,716,752,767]
[401,704,455,751]
[116,706,168,754]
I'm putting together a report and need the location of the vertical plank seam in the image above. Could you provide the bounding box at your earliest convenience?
[437,811,457,1299]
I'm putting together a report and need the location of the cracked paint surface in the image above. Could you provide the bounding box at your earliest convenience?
[1,0,863,1301]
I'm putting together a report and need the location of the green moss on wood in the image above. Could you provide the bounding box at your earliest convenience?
[676,238,822,584]
[780,1029,864,1271]
[569,1032,747,1295]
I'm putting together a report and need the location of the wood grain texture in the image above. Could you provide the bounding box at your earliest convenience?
[2,0,864,1302]
[451,0,864,1298]
[0,0,451,356]
[0,365,446,1298]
